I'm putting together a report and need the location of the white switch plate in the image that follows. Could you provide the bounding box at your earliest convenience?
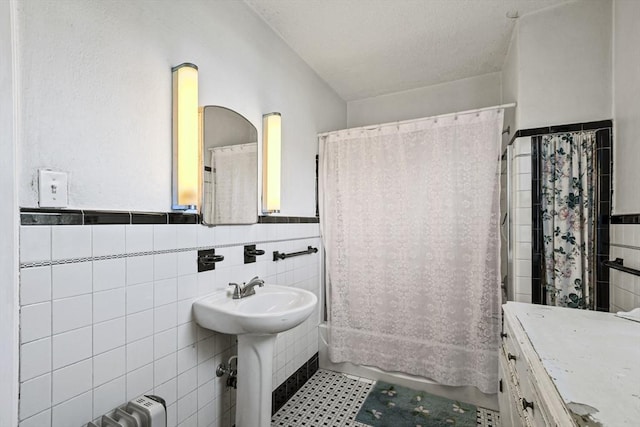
[38,169,68,208]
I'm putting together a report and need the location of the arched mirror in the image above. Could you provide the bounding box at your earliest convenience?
[200,106,258,225]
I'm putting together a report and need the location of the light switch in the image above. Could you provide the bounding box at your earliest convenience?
[38,169,68,208]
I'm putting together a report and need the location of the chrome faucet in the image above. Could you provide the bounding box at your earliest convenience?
[229,276,265,299]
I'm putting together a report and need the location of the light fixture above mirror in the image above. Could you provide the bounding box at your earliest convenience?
[172,63,199,211]
[262,112,281,214]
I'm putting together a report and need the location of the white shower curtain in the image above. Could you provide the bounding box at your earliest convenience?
[209,142,257,224]
[319,109,503,393]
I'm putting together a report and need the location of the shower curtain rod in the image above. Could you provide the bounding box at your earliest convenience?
[317,102,516,137]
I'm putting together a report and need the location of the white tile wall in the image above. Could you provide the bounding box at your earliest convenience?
[51,226,92,260]
[19,373,51,419]
[52,391,93,427]
[511,137,532,303]
[93,258,125,292]
[93,347,125,386]
[51,359,92,405]
[52,294,92,334]
[609,224,640,313]
[20,226,52,263]
[20,337,51,381]
[20,266,51,305]
[125,225,154,253]
[93,317,125,355]
[93,376,126,419]
[52,326,92,370]
[92,225,125,257]
[18,222,321,427]
[20,302,51,343]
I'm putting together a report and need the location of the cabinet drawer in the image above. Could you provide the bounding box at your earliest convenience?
[501,306,574,427]
[501,316,521,361]
[501,319,524,383]
[519,365,556,427]
[500,344,552,427]
[498,351,526,427]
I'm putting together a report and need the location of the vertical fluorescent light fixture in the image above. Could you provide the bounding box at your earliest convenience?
[262,112,281,213]
[172,63,199,210]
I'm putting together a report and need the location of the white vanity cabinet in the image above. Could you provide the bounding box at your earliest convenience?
[499,302,640,426]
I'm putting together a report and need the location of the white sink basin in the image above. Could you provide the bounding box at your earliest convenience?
[193,283,317,427]
[192,284,317,335]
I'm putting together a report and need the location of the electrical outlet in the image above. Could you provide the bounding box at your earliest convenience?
[38,169,68,208]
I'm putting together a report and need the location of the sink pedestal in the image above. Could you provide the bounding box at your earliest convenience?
[236,334,276,427]
[192,285,317,427]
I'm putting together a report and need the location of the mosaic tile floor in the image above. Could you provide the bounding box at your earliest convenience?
[271,369,500,427]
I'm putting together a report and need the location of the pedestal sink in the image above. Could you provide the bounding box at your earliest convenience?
[193,284,317,427]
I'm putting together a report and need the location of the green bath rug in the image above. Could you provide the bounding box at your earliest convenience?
[355,381,477,427]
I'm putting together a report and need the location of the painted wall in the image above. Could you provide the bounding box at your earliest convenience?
[612,0,640,214]
[16,0,346,216]
[346,72,502,128]
[11,0,342,426]
[501,28,518,143]
[0,1,19,426]
[516,0,612,129]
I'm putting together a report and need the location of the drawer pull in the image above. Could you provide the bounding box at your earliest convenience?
[500,332,508,338]
[508,353,517,361]
[522,398,534,411]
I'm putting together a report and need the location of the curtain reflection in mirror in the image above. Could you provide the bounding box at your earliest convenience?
[204,143,258,224]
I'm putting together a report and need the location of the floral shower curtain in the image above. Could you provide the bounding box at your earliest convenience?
[319,109,504,394]
[541,131,596,309]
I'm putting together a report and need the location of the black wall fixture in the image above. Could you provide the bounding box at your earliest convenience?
[244,244,265,264]
[603,258,640,277]
[273,246,318,261]
[197,249,224,272]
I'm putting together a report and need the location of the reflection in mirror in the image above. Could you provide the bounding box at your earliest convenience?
[200,106,258,225]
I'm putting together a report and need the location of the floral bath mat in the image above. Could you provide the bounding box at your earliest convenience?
[355,381,477,426]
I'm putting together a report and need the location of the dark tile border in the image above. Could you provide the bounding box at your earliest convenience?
[272,352,319,415]
[258,216,319,224]
[20,209,84,226]
[595,128,612,312]
[316,154,320,218]
[168,212,200,224]
[20,208,317,226]
[518,127,550,139]
[509,119,613,145]
[84,210,130,225]
[531,136,544,305]
[131,212,168,224]
[611,214,640,224]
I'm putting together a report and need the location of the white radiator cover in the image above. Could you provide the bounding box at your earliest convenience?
[87,395,166,427]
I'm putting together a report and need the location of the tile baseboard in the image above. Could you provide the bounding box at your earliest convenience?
[272,352,319,415]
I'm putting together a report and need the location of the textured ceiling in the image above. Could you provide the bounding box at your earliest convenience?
[244,0,576,101]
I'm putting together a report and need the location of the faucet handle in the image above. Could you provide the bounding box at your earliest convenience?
[229,283,242,299]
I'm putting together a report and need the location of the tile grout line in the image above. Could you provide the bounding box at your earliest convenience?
[20,235,321,269]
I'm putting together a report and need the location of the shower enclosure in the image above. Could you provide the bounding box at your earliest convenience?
[318,104,513,408]
[500,122,613,311]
